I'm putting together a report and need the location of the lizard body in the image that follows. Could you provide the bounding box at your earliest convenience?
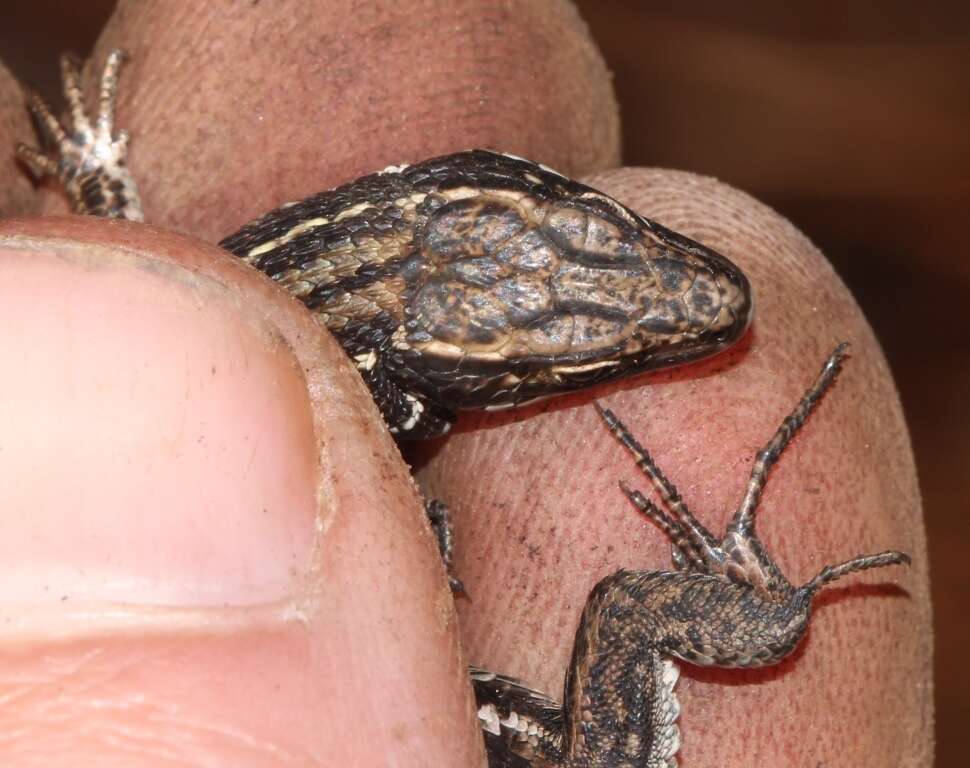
[16,52,908,767]
[18,51,752,440]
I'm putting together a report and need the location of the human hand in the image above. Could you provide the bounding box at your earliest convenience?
[0,1,930,765]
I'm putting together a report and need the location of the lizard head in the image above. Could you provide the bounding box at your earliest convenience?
[399,150,753,408]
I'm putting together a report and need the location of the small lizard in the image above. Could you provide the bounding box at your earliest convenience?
[16,51,752,441]
[473,344,909,766]
[15,49,753,592]
[15,51,908,766]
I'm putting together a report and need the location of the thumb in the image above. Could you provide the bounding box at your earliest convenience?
[0,216,483,766]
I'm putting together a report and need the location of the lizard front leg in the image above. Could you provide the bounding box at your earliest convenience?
[17,50,143,221]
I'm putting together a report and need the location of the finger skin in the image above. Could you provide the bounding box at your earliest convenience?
[53,0,620,242]
[0,58,37,217]
[3,0,932,765]
[3,1,619,764]
[417,168,933,766]
[0,216,481,766]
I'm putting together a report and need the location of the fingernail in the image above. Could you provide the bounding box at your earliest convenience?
[0,239,319,630]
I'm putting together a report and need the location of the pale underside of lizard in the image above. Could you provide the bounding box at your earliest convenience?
[16,50,909,767]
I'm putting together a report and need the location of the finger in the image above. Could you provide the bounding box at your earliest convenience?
[75,0,619,239]
[0,57,39,217]
[0,216,483,766]
[418,167,930,766]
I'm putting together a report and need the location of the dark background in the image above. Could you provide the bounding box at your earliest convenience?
[2,2,964,763]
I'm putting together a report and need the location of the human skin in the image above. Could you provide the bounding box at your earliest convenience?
[0,1,931,766]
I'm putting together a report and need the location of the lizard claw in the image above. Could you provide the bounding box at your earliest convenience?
[17,48,143,220]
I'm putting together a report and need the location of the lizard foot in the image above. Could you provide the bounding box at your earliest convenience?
[474,346,910,767]
[17,49,143,221]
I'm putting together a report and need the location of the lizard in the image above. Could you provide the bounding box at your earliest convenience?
[14,50,908,766]
[15,49,753,592]
[15,50,753,442]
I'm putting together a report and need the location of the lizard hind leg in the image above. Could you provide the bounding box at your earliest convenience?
[801,549,911,597]
[719,344,853,593]
[728,343,850,540]
[599,345,909,598]
[616,480,705,572]
[717,344,910,596]
[596,402,724,573]
[16,49,143,221]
